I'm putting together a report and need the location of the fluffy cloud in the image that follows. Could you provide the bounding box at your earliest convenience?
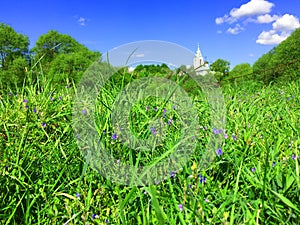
[256,14,278,23]
[216,0,274,25]
[215,14,237,25]
[256,30,289,44]
[256,14,299,44]
[230,0,274,19]
[272,14,300,31]
[227,24,244,35]
[78,17,87,26]
[215,0,300,45]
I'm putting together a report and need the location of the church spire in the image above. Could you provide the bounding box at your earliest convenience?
[195,43,202,58]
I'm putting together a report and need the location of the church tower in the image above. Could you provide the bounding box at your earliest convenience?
[193,43,204,69]
[193,44,209,75]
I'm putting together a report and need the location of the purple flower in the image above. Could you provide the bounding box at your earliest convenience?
[251,167,256,173]
[105,219,109,223]
[224,133,228,139]
[23,99,28,103]
[33,108,37,113]
[59,96,63,100]
[76,193,80,199]
[146,106,150,111]
[163,108,167,117]
[172,105,176,110]
[92,214,98,220]
[82,109,87,115]
[150,126,156,136]
[170,171,176,178]
[50,97,54,101]
[25,105,29,109]
[168,118,173,125]
[103,130,106,134]
[272,162,276,167]
[292,154,296,160]
[199,174,207,184]
[204,198,209,202]
[153,107,158,111]
[42,122,46,127]
[9,92,13,97]
[203,126,207,131]
[216,148,223,156]
[112,133,117,140]
[213,128,223,135]
[178,204,183,212]
[232,135,237,141]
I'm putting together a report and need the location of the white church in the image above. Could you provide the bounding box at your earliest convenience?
[193,44,209,75]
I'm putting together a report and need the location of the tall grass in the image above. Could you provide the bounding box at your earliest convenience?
[0,66,299,224]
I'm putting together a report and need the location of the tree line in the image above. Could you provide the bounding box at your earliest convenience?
[0,23,101,89]
[1,22,299,90]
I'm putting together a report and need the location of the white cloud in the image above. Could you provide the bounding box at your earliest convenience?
[78,17,87,26]
[249,53,255,57]
[256,30,289,44]
[215,0,300,44]
[216,0,274,25]
[227,24,244,34]
[257,14,278,23]
[217,30,222,34]
[256,14,300,45]
[230,0,274,19]
[272,14,300,31]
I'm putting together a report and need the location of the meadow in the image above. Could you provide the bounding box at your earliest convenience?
[0,65,299,225]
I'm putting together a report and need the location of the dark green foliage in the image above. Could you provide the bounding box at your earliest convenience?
[209,58,230,81]
[0,23,30,87]
[253,28,300,85]
[31,30,101,82]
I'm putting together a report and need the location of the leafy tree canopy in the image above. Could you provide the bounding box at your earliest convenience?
[0,23,29,70]
[210,58,230,76]
[253,28,300,83]
[229,63,253,78]
[32,30,99,64]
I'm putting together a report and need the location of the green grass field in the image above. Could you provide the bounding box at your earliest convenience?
[0,68,299,225]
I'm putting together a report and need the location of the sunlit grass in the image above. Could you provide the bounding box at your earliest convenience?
[0,68,299,224]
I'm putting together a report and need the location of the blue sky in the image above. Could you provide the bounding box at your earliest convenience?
[1,0,299,68]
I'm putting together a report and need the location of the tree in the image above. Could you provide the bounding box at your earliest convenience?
[269,28,300,81]
[229,63,252,78]
[252,28,300,84]
[0,23,29,86]
[209,59,230,80]
[32,30,101,83]
[48,50,101,84]
[0,23,29,70]
[32,30,99,69]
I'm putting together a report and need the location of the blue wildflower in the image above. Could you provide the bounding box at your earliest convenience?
[112,133,117,140]
[178,204,183,212]
[199,174,207,184]
[216,148,223,156]
[170,171,176,178]
[150,126,156,136]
